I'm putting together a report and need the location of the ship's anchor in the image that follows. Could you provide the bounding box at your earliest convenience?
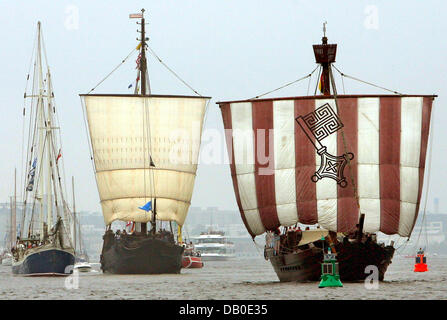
[296,103,354,188]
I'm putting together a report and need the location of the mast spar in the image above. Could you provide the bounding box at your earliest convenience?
[72,176,76,254]
[313,22,337,96]
[132,8,152,234]
[134,8,150,96]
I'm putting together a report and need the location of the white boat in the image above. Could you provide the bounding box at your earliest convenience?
[1,253,12,266]
[192,231,235,261]
[12,22,76,276]
[74,260,92,272]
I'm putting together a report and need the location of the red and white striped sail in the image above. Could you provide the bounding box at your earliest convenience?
[219,95,435,238]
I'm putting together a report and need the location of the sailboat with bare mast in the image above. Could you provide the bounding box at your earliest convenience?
[12,22,75,276]
[80,9,210,274]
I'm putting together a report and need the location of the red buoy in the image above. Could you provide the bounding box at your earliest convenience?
[414,248,428,272]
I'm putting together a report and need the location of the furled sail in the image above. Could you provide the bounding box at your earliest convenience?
[82,94,209,226]
[219,95,435,238]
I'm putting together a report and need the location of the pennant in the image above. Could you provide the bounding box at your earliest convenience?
[26,157,37,191]
[136,53,142,69]
[56,149,62,163]
[318,73,324,94]
[149,155,155,167]
[126,221,135,234]
[138,201,152,212]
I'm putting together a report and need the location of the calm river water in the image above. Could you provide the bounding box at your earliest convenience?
[0,255,446,300]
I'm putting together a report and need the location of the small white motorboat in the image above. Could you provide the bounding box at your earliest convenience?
[1,253,12,266]
[74,261,92,272]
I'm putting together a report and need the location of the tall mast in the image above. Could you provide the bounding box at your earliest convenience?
[135,8,150,234]
[312,22,337,96]
[46,62,53,232]
[9,196,12,250]
[12,168,17,248]
[72,176,76,254]
[36,21,45,241]
[136,8,150,95]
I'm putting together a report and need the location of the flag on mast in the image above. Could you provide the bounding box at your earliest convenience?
[138,201,152,212]
[318,73,324,94]
[26,158,37,191]
[129,13,143,19]
[56,148,62,163]
[126,221,135,233]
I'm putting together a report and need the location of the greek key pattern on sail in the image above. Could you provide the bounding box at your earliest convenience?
[296,103,353,188]
[302,103,344,141]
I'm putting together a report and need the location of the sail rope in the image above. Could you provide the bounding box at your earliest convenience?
[28,128,48,237]
[21,32,40,237]
[142,95,157,231]
[26,30,49,238]
[412,100,435,253]
[306,70,312,96]
[332,65,403,95]
[40,30,70,204]
[38,27,73,244]
[314,66,322,96]
[79,96,103,230]
[21,28,38,203]
[86,48,138,95]
[249,66,319,100]
[146,45,202,96]
[340,68,346,94]
[329,66,361,213]
[81,48,140,221]
[394,236,410,254]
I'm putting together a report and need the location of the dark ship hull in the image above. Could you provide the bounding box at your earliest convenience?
[12,248,75,276]
[266,237,395,282]
[100,231,184,274]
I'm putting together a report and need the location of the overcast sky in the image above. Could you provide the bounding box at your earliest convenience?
[0,0,446,215]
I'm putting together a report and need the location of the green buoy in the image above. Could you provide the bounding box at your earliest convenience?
[319,241,343,288]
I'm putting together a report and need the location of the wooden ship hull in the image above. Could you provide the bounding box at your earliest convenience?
[266,236,394,282]
[100,231,184,274]
[12,247,75,276]
[81,10,210,277]
[218,29,434,285]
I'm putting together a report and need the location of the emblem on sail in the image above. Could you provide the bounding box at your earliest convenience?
[295,103,354,188]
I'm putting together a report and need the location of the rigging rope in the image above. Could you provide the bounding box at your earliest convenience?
[412,99,435,252]
[86,48,138,95]
[146,45,202,96]
[249,66,319,100]
[329,66,361,210]
[314,65,322,96]
[79,97,101,209]
[306,71,312,96]
[332,65,403,95]
[40,28,70,213]
[21,28,38,202]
